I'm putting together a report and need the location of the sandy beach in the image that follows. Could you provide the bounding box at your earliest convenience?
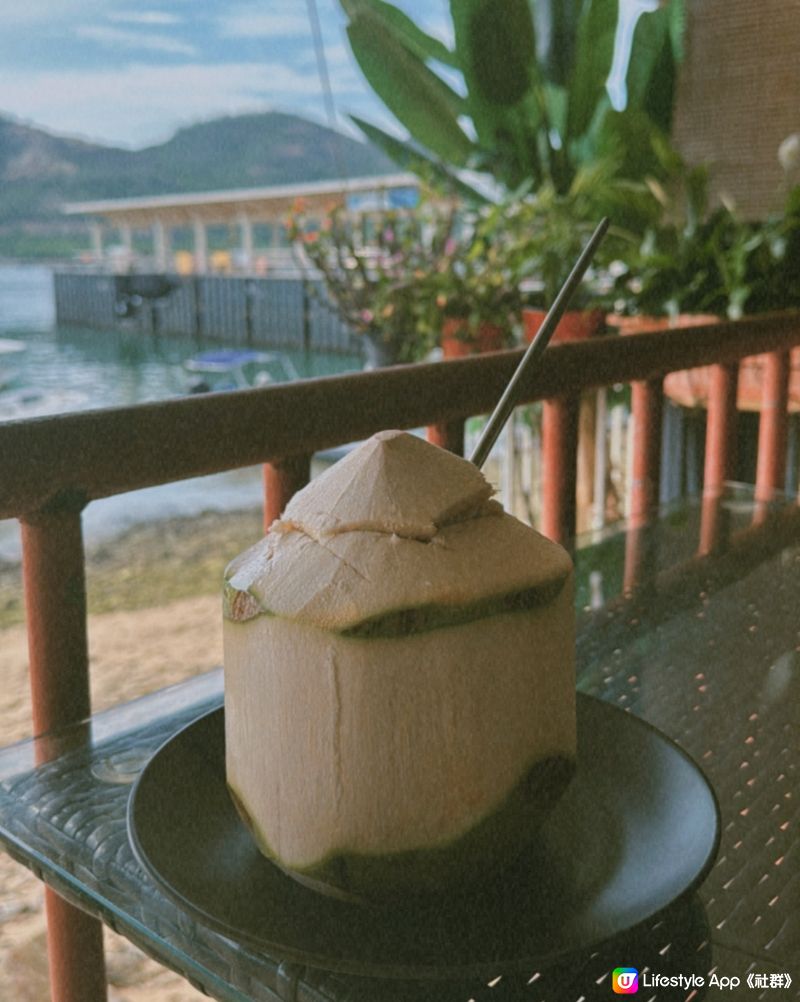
[0,509,266,1001]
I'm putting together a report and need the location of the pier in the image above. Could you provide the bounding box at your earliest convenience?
[56,173,421,352]
[53,271,358,353]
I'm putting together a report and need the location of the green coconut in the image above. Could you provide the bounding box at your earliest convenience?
[223,430,576,901]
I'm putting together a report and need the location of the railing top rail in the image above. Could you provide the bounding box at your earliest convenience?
[2,312,799,520]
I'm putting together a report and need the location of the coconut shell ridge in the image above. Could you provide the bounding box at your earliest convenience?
[276,430,494,540]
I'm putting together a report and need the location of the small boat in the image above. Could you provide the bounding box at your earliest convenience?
[0,338,27,390]
[182,349,300,393]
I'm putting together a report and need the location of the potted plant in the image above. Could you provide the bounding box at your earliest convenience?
[289,193,529,365]
[288,197,456,366]
[502,165,650,343]
[423,199,523,357]
[607,150,800,410]
[607,161,740,326]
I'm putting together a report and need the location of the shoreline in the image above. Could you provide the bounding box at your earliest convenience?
[1,506,266,629]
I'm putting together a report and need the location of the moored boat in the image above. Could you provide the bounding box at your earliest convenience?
[182,349,300,393]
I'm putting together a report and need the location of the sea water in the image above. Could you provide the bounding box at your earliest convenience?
[0,264,360,561]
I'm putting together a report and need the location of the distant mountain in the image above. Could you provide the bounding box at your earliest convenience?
[0,111,397,232]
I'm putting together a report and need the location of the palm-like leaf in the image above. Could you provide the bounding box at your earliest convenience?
[349,115,489,203]
[624,0,686,133]
[449,0,539,168]
[341,0,457,67]
[532,0,583,87]
[340,0,685,200]
[346,10,473,166]
[566,0,618,143]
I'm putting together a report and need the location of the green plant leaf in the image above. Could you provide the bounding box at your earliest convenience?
[340,0,458,67]
[624,0,685,133]
[462,0,536,106]
[349,115,489,203]
[684,165,710,233]
[449,0,541,187]
[541,82,568,139]
[596,107,665,182]
[339,0,688,204]
[532,0,583,87]
[347,11,474,166]
[566,0,618,143]
[667,0,686,61]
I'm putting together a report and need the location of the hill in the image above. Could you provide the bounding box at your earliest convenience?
[0,111,396,258]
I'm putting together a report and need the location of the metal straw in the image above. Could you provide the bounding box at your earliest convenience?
[470,216,610,470]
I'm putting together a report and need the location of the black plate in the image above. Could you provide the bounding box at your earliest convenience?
[128,694,720,979]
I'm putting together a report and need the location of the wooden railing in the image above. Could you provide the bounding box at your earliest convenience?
[1,310,800,1002]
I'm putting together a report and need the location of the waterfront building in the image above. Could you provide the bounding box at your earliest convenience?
[63,173,420,276]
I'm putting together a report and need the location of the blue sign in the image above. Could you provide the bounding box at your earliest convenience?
[345,186,419,212]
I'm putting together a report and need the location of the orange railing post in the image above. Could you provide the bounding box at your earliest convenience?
[629,378,664,524]
[541,395,579,545]
[426,419,465,456]
[263,454,312,530]
[755,350,791,512]
[20,503,108,1002]
[699,361,739,554]
[704,361,740,495]
[624,378,663,591]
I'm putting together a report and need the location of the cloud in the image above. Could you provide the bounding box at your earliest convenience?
[300,41,356,70]
[0,61,370,147]
[107,11,183,26]
[1,0,106,24]
[1,1,188,29]
[217,6,310,39]
[75,25,196,56]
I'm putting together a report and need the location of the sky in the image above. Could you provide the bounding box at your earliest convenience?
[0,0,450,149]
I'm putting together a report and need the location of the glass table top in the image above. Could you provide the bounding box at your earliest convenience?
[1,490,798,1001]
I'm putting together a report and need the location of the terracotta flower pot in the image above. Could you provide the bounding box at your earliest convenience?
[440,318,508,357]
[523,308,605,345]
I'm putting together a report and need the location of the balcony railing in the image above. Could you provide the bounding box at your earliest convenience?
[1,309,800,1002]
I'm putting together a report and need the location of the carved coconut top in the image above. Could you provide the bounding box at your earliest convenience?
[224,430,572,631]
[276,429,494,541]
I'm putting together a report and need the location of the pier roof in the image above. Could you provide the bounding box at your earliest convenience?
[62,173,419,226]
